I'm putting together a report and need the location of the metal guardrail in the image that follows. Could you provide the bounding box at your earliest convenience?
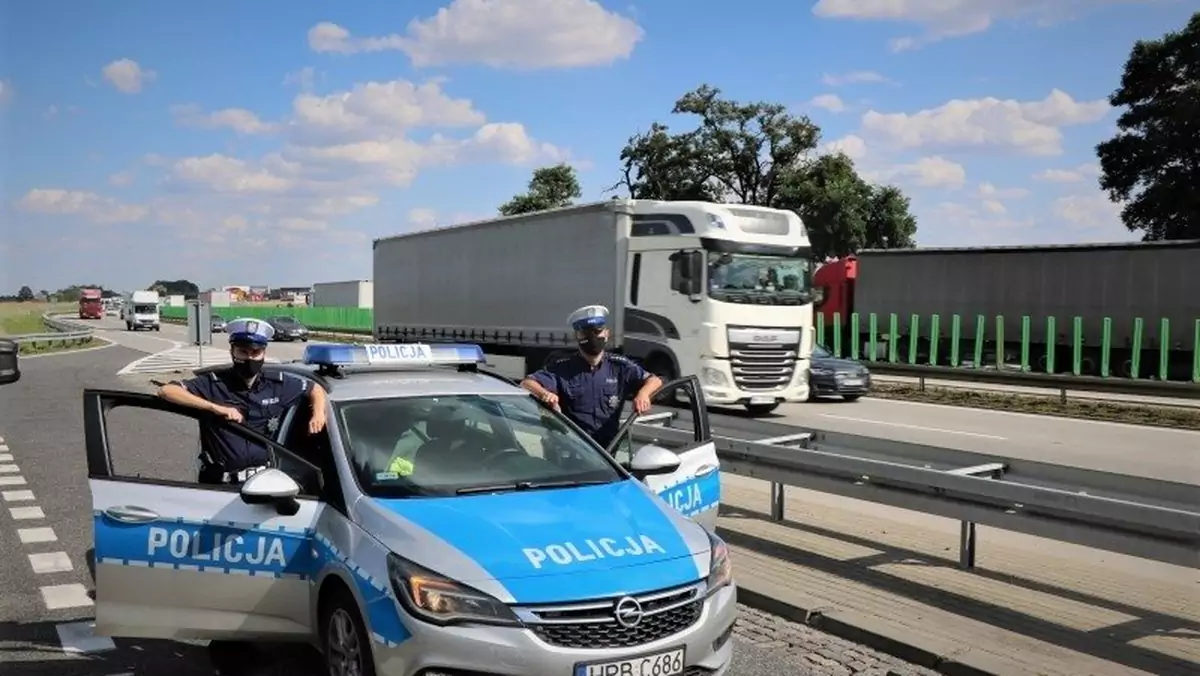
[630,413,1200,569]
[7,315,95,349]
[868,362,1200,401]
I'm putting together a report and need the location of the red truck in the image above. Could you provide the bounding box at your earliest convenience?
[78,288,104,320]
[812,240,1199,380]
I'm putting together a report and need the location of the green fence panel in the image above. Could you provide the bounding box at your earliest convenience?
[850,313,860,360]
[833,312,842,357]
[1101,317,1112,377]
[994,315,1004,369]
[1072,316,1083,376]
[1020,316,1030,371]
[161,305,373,332]
[929,314,940,366]
[973,315,985,367]
[888,314,898,363]
[950,314,961,367]
[1159,318,1170,381]
[1045,316,1056,373]
[1131,317,1143,378]
[907,314,919,365]
[816,312,825,347]
[1194,319,1200,383]
[868,313,878,362]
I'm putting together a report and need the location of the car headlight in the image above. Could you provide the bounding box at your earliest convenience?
[810,366,834,376]
[705,531,733,596]
[386,553,520,627]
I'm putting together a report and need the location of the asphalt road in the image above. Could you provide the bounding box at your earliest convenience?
[0,335,939,674]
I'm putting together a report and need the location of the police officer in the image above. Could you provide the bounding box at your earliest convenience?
[520,305,662,448]
[157,318,328,675]
[157,318,328,485]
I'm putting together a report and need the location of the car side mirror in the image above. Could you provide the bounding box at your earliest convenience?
[240,468,301,515]
[0,339,20,386]
[629,444,681,479]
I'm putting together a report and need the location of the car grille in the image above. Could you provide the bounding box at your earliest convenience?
[517,582,704,650]
[729,341,798,391]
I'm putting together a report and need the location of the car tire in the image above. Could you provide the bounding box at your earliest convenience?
[302,337,309,342]
[843,394,862,402]
[320,586,376,676]
[744,403,779,416]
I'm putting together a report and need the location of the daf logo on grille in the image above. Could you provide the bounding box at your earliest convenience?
[753,335,777,342]
[613,596,644,628]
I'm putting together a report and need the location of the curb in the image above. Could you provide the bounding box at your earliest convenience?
[733,578,1005,676]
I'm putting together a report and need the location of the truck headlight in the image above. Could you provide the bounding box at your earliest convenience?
[386,553,520,627]
[705,531,733,596]
[702,367,730,388]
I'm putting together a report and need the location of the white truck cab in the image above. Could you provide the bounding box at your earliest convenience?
[122,290,161,331]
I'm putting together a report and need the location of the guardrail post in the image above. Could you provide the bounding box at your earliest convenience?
[1072,316,1083,376]
[959,522,977,569]
[1046,317,1057,373]
[1101,317,1112,377]
[929,314,940,366]
[888,314,898,363]
[850,313,860,360]
[1159,318,1170,381]
[769,482,785,521]
[1020,316,1030,371]
[907,314,919,365]
[868,313,878,362]
[833,312,842,357]
[950,314,961,367]
[973,315,985,368]
[1132,317,1143,378]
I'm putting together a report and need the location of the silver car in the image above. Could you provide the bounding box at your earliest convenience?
[83,343,735,676]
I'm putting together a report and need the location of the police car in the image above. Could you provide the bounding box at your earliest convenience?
[83,342,734,676]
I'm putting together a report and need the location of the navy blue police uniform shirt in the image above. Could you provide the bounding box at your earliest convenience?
[530,353,649,447]
[176,369,309,471]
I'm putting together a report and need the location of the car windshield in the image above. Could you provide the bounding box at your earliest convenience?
[211,315,223,322]
[707,251,814,305]
[133,304,156,314]
[336,394,623,498]
[272,317,296,325]
[812,344,832,358]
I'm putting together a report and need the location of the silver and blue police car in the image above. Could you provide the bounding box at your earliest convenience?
[84,342,734,676]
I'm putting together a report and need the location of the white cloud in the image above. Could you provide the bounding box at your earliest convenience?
[283,67,319,90]
[975,182,1030,200]
[0,79,12,105]
[172,104,279,135]
[808,94,846,112]
[171,154,293,193]
[102,58,156,94]
[812,0,1150,51]
[1052,192,1126,237]
[308,0,643,69]
[868,156,967,189]
[923,200,1035,240]
[290,79,485,142]
[981,199,1007,215]
[821,71,893,86]
[820,134,868,161]
[860,89,1110,156]
[1034,162,1100,183]
[17,189,148,224]
[108,170,135,187]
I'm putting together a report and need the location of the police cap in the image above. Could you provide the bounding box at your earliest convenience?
[227,318,275,346]
[568,305,609,331]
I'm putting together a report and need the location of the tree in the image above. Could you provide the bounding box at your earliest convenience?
[1096,12,1200,241]
[149,279,200,297]
[499,164,583,216]
[16,286,33,302]
[612,85,917,259]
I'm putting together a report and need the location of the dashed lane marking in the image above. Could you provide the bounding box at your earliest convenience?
[29,551,74,574]
[0,463,20,473]
[118,343,281,375]
[55,621,116,654]
[41,584,94,610]
[0,453,12,462]
[18,527,57,543]
[0,475,28,486]
[3,489,35,501]
[10,505,46,520]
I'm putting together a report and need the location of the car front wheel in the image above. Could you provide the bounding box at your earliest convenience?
[321,588,376,676]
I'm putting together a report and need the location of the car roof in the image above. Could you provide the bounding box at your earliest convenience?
[267,363,527,402]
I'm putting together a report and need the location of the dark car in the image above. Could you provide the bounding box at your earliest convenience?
[266,316,310,342]
[210,314,227,333]
[808,343,871,401]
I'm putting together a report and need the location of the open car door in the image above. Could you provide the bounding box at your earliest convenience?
[83,388,325,640]
[607,375,720,531]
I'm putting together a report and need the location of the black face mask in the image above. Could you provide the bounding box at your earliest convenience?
[579,335,607,356]
[232,357,264,380]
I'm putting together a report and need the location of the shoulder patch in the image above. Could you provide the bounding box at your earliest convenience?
[550,356,574,366]
[608,354,632,363]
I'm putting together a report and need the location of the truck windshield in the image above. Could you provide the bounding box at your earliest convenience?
[336,393,622,498]
[707,252,813,305]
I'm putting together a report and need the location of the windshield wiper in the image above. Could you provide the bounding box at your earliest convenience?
[455,479,610,495]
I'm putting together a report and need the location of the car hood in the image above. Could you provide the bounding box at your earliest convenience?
[365,479,709,603]
[813,355,866,372]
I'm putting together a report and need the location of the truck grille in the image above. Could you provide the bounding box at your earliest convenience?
[517,582,704,650]
[729,342,798,391]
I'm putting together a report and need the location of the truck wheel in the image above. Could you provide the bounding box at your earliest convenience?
[320,586,376,676]
[745,403,779,416]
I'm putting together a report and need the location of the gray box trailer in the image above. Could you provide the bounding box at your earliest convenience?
[373,201,630,352]
[850,241,1199,375]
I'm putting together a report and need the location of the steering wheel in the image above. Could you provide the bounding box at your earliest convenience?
[480,447,529,469]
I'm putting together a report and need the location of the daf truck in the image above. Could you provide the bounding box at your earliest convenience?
[373,199,816,414]
[122,290,161,331]
[78,288,103,320]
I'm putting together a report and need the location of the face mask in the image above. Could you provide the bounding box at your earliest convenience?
[232,357,264,380]
[579,335,607,356]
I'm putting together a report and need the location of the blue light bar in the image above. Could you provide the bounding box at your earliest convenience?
[301,342,486,368]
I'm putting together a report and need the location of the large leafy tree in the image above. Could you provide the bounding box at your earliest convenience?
[612,85,916,259]
[1096,11,1200,241]
[499,164,583,216]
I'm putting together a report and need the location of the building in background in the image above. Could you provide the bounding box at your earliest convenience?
[312,280,373,308]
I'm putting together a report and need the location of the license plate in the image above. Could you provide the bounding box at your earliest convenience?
[841,378,862,386]
[574,646,686,676]
[749,396,774,405]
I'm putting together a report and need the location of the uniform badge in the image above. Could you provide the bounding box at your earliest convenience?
[246,321,259,333]
[267,416,280,434]
[608,394,619,407]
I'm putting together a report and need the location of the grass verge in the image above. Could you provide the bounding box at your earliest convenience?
[18,337,97,355]
[0,301,75,336]
[870,382,1200,430]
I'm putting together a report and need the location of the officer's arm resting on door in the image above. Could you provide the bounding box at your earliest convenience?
[521,364,562,397]
[157,375,218,412]
[618,357,662,399]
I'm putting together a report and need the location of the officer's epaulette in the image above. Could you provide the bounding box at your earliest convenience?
[550,356,574,365]
[608,354,632,364]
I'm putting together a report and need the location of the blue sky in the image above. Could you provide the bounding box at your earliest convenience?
[2,0,1194,292]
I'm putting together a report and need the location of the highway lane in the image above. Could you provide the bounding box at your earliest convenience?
[870,374,1200,409]
[0,335,938,675]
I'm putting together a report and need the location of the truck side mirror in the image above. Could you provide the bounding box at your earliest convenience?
[0,339,20,386]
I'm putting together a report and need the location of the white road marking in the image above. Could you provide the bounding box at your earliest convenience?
[0,464,20,473]
[18,526,57,543]
[2,489,35,502]
[0,475,27,486]
[10,505,46,519]
[819,413,1007,440]
[29,551,74,574]
[0,453,12,462]
[55,621,116,654]
[869,396,1200,435]
[41,583,94,610]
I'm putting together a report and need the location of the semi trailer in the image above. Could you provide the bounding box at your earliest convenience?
[373,199,818,415]
[812,240,1200,380]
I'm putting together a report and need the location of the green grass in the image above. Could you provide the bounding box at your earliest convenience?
[0,302,74,336]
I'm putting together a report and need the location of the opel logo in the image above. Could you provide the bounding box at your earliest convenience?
[613,596,644,628]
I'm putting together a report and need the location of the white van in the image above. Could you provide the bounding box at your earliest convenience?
[122,290,161,331]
